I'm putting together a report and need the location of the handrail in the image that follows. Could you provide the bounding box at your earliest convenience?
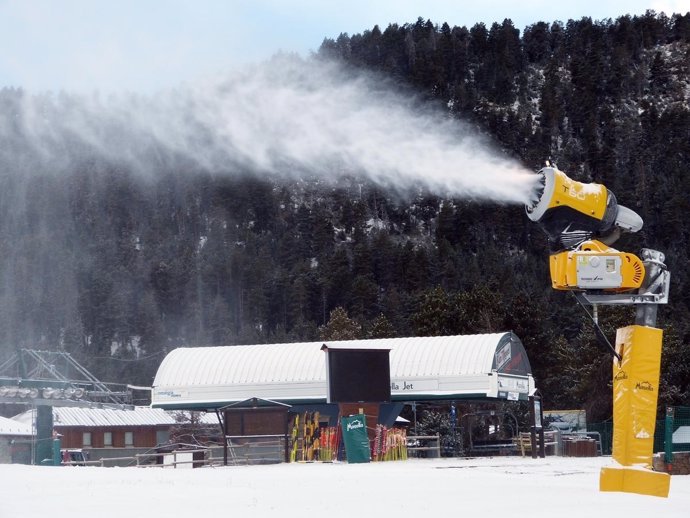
[224,435,287,465]
[60,448,220,468]
[406,434,441,457]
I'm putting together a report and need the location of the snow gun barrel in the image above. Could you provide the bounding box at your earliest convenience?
[525,166,642,251]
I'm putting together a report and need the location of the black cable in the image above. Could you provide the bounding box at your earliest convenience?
[92,350,166,362]
[572,292,622,362]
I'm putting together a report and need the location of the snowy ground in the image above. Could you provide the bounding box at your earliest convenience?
[1,456,688,518]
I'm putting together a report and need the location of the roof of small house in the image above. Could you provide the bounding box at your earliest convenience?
[0,415,32,436]
[13,406,178,428]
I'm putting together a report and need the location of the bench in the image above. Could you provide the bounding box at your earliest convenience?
[513,431,558,456]
[469,440,518,456]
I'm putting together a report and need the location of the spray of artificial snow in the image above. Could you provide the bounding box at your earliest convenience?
[0,54,540,204]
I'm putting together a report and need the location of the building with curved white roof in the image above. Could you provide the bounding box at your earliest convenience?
[152,332,534,411]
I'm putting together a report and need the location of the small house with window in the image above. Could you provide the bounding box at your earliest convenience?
[0,415,32,463]
[13,406,183,463]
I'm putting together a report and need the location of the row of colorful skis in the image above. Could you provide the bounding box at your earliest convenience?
[290,411,337,462]
[289,412,407,462]
[372,424,408,461]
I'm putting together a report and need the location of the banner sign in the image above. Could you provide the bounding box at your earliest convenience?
[341,414,371,463]
[611,325,663,467]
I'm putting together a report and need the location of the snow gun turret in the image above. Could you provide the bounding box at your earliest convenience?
[525,165,650,294]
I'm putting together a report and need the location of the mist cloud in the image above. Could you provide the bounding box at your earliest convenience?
[1,54,540,204]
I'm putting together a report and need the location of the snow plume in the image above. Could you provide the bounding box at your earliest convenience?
[1,54,540,204]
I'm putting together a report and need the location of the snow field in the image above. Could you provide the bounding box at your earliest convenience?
[1,456,688,518]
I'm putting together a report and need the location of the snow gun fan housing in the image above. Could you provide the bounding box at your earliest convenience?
[525,166,643,251]
[525,166,645,292]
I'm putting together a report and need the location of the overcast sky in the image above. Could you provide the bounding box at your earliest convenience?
[1,0,689,93]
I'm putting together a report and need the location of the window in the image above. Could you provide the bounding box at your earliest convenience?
[124,431,134,447]
[82,432,92,447]
[156,430,169,445]
[103,432,113,447]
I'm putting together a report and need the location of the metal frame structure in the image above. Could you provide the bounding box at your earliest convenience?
[0,349,133,408]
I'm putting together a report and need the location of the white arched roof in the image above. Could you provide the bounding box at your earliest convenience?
[151,333,534,410]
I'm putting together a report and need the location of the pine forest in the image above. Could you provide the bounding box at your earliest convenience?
[1,11,689,422]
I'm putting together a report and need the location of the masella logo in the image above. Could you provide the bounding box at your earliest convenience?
[635,381,654,392]
[614,370,628,381]
[346,419,364,432]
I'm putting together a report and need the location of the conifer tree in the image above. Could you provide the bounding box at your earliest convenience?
[319,307,362,341]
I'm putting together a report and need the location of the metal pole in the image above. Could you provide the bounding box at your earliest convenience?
[664,406,674,473]
[529,395,537,459]
[284,411,290,464]
[538,428,546,458]
[450,402,457,457]
[635,249,665,328]
[30,405,36,465]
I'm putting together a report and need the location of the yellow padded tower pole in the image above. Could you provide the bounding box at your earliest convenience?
[600,325,670,497]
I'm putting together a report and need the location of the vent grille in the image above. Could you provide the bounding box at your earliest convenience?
[631,259,644,284]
